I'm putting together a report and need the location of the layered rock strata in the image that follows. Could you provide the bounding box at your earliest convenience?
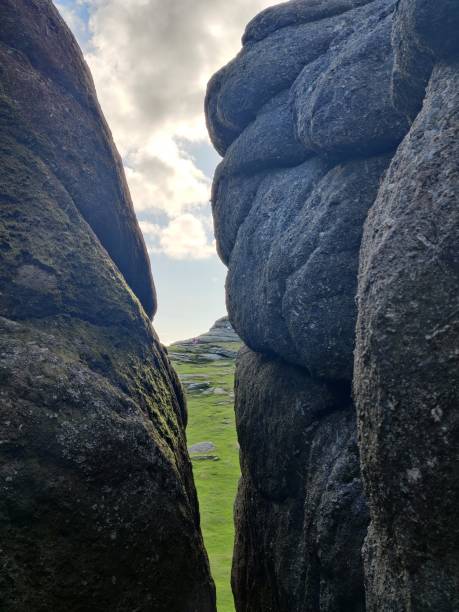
[207,0,458,609]
[0,2,215,610]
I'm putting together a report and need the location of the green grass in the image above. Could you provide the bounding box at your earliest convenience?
[173,357,240,612]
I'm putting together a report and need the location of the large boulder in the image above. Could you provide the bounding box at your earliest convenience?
[207,0,459,608]
[206,1,393,154]
[232,349,368,612]
[208,0,407,379]
[226,155,390,381]
[354,35,459,612]
[206,0,405,154]
[391,0,459,119]
[0,2,215,610]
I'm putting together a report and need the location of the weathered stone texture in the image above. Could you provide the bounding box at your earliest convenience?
[354,7,459,608]
[391,0,459,119]
[208,0,405,379]
[292,4,407,158]
[226,155,390,381]
[207,0,459,609]
[0,2,215,610]
[208,3,411,386]
[206,1,405,609]
[0,0,156,318]
[232,349,368,612]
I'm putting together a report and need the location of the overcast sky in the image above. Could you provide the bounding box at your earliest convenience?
[54,0,274,343]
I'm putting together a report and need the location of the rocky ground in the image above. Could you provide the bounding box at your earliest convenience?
[168,317,242,612]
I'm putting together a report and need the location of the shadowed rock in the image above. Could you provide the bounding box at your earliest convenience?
[391,0,459,120]
[226,155,391,380]
[354,8,459,607]
[206,2,390,151]
[207,0,459,606]
[242,0,374,44]
[0,0,156,318]
[292,4,408,158]
[232,349,368,612]
[0,2,215,610]
[208,0,407,379]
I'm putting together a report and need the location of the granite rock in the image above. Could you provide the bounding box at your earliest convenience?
[292,3,408,158]
[226,155,390,380]
[232,349,368,612]
[0,0,156,317]
[0,2,215,610]
[206,0,459,608]
[354,57,459,612]
[206,2,392,150]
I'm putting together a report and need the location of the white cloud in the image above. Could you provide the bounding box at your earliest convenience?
[138,220,162,237]
[55,0,273,259]
[143,214,216,260]
[124,136,210,216]
[83,0,273,141]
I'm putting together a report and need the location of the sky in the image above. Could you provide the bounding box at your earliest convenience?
[53,0,274,344]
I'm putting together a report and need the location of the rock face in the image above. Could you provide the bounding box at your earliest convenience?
[354,1,459,609]
[0,0,156,318]
[208,0,409,381]
[0,2,215,611]
[233,349,368,612]
[176,316,240,346]
[206,0,458,609]
[169,316,241,364]
[206,1,402,609]
[225,155,390,380]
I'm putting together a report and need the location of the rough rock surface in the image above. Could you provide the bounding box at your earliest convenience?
[291,3,407,158]
[0,0,156,318]
[208,0,407,379]
[232,349,368,612]
[391,0,459,119]
[226,155,390,380]
[354,2,459,609]
[0,2,215,610]
[205,0,405,608]
[205,0,458,608]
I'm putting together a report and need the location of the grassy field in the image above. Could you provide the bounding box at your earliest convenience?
[172,352,240,612]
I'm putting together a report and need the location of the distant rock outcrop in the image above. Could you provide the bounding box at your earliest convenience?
[206,0,458,610]
[177,316,240,345]
[0,2,215,610]
[169,316,241,364]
